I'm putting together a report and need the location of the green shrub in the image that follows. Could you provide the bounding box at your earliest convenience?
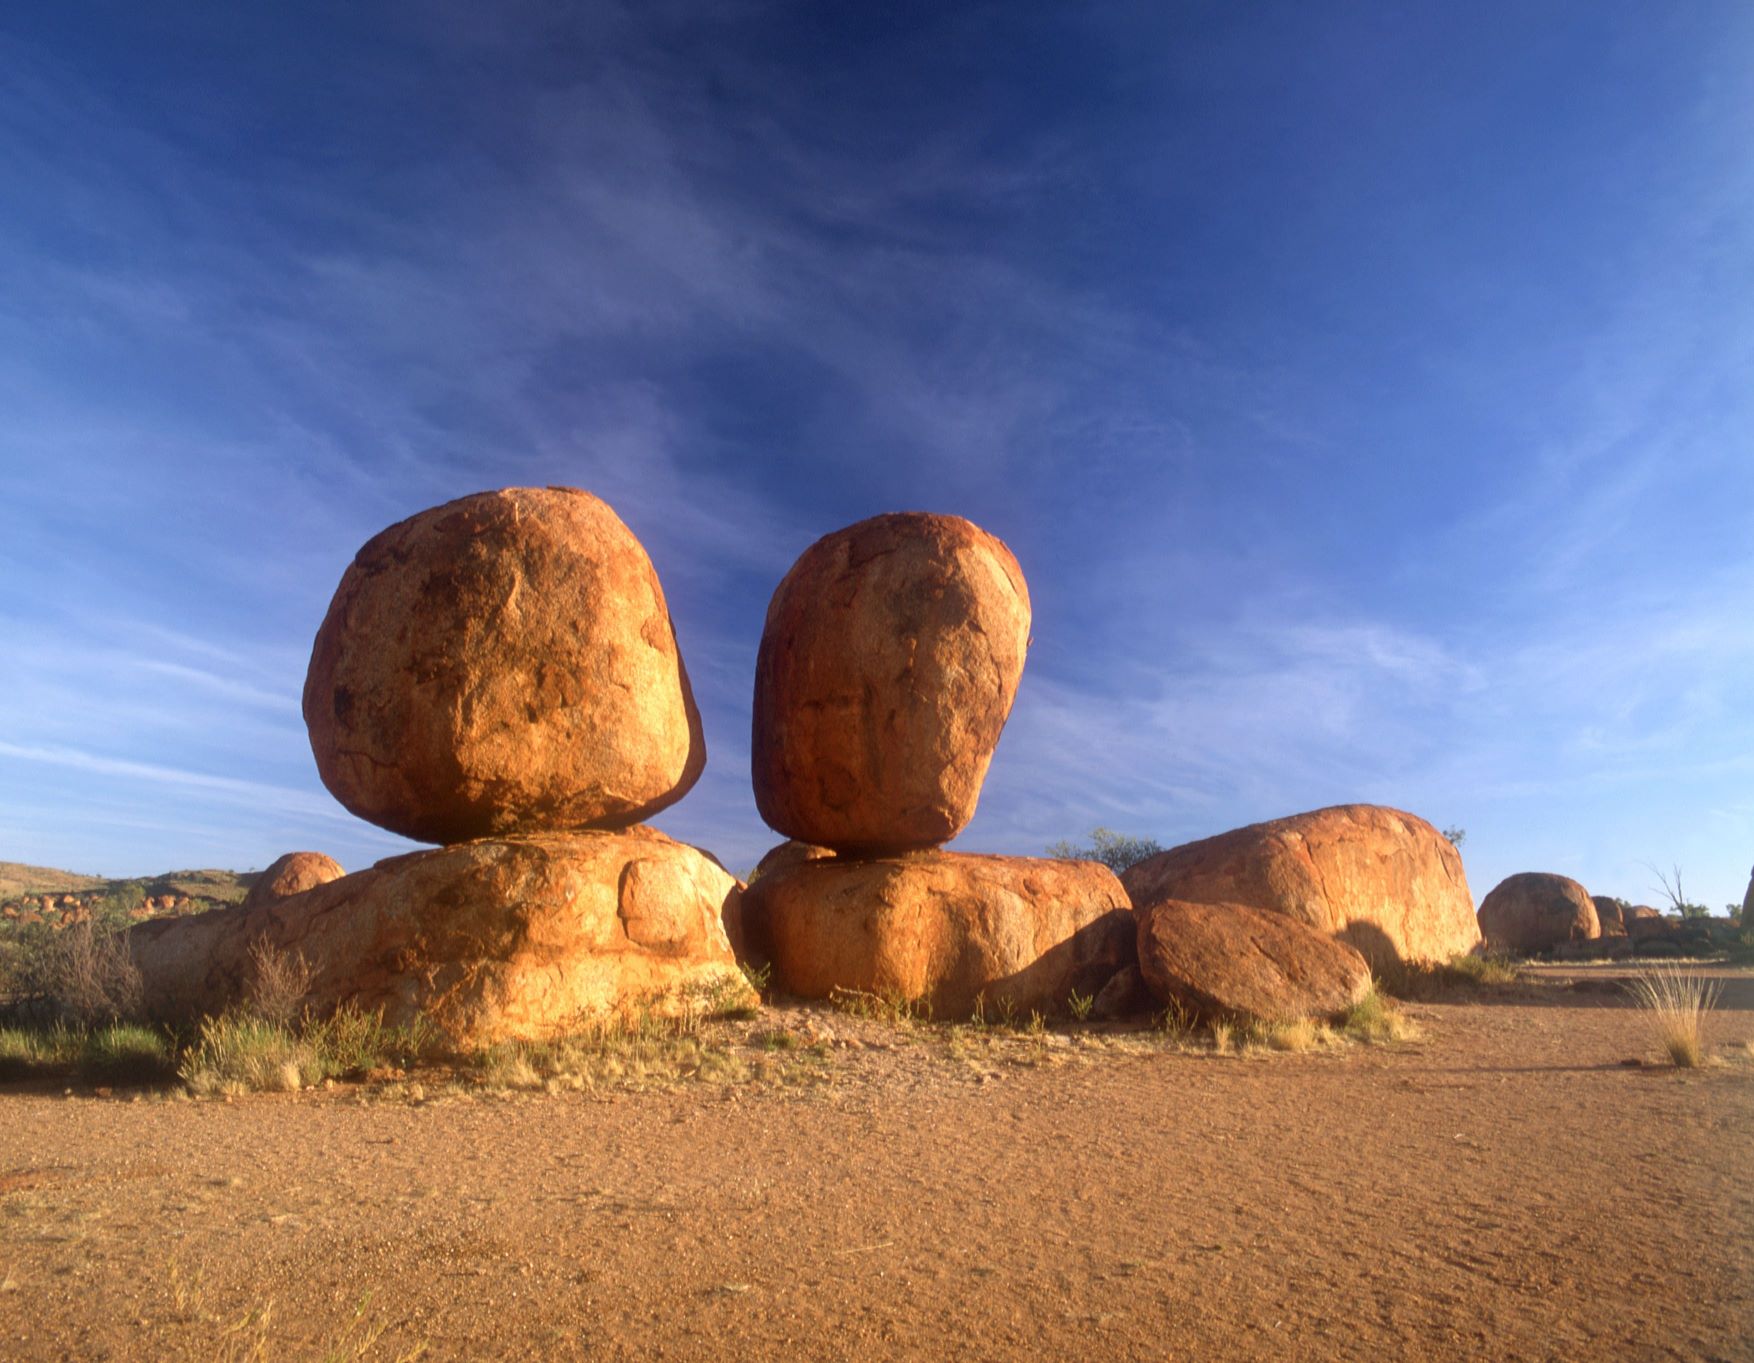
[1044,828,1164,873]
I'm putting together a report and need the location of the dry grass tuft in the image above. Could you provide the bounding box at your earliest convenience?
[1339,985,1419,1044]
[1626,964,1722,1068]
[243,938,314,1028]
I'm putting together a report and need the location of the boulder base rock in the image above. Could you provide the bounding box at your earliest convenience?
[1120,805,1479,970]
[1591,896,1627,937]
[303,487,705,845]
[1136,898,1372,1024]
[751,512,1031,854]
[241,852,345,911]
[742,852,1132,1019]
[1477,873,1600,954]
[1092,964,1154,1020]
[127,829,750,1050]
[1624,905,1669,940]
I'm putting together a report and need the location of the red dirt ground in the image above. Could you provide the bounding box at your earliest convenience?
[3,966,1751,1362]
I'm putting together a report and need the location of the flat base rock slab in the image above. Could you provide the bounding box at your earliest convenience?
[1136,898,1372,1024]
[1121,804,1480,970]
[1477,872,1600,954]
[741,852,1133,1019]
[126,828,751,1051]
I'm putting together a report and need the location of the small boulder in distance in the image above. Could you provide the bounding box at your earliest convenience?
[241,852,345,911]
[1591,896,1627,937]
[1477,873,1600,954]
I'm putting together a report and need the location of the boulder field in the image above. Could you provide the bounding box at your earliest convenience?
[740,852,1133,1019]
[303,487,705,846]
[1477,873,1600,954]
[751,512,1031,855]
[1135,898,1372,1025]
[128,829,750,1052]
[1120,804,1479,970]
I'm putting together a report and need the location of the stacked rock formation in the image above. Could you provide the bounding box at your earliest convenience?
[741,513,1133,1018]
[131,487,751,1047]
[240,851,344,911]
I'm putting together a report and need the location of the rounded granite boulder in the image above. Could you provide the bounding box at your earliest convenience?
[302,487,705,844]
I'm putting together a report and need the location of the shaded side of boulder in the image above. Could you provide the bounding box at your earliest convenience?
[742,852,1132,1019]
[303,487,705,845]
[1135,898,1372,1024]
[1119,804,1479,970]
[751,512,1031,855]
[1590,896,1627,937]
[241,852,345,911]
[1092,964,1153,1020]
[127,829,750,1050]
[1477,873,1600,954]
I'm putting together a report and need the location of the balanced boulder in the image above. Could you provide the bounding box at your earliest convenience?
[303,487,705,845]
[1136,898,1371,1024]
[1477,873,1600,954]
[751,512,1030,854]
[1120,804,1479,970]
[741,852,1131,1019]
[241,851,345,911]
[127,828,750,1050]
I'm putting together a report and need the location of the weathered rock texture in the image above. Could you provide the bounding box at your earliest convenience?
[241,852,345,911]
[127,829,749,1050]
[1119,804,1479,969]
[1625,905,1669,940]
[741,852,1131,1019]
[1477,873,1600,954]
[303,487,705,845]
[1136,898,1372,1024]
[1591,896,1627,937]
[751,512,1031,854]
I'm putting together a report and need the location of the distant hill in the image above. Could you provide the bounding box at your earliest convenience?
[0,862,256,930]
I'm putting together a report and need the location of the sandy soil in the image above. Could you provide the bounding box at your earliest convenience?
[3,967,1751,1362]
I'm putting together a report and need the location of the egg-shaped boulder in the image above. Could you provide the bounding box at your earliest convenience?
[241,851,344,910]
[303,487,705,844]
[1477,872,1600,954]
[751,512,1030,854]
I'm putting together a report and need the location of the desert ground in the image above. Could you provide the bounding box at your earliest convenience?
[3,966,1751,1363]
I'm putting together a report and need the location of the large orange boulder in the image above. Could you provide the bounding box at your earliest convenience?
[740,852,1131,1019]
[127,829,751,1050]
[1136,898,1371,1024]
[303,487,705,845]
[1477,873,1600,954]
[751,513,1031,855]
[241,851,345,911]
[1119,804,1479,969]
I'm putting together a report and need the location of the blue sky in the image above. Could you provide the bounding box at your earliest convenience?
[2,2,1750,910]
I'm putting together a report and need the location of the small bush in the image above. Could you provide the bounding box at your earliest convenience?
[243,938,314,1027]
[1626,964,1722,1068]
[30,923,145,1026]
[1378,951,1519,1000]
[1339,985,1418,1043]
[1045,828,1164,873]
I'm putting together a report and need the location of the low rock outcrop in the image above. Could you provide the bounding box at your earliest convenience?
[1119,804,1479,969]
[1135,898,1372,1024]
[751,512,1031,854]
[1477,873,1600,954]
[127,829,750,1050]
[241,852,345,911]
[741,852,1132,1019]
[303,487,705,845]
